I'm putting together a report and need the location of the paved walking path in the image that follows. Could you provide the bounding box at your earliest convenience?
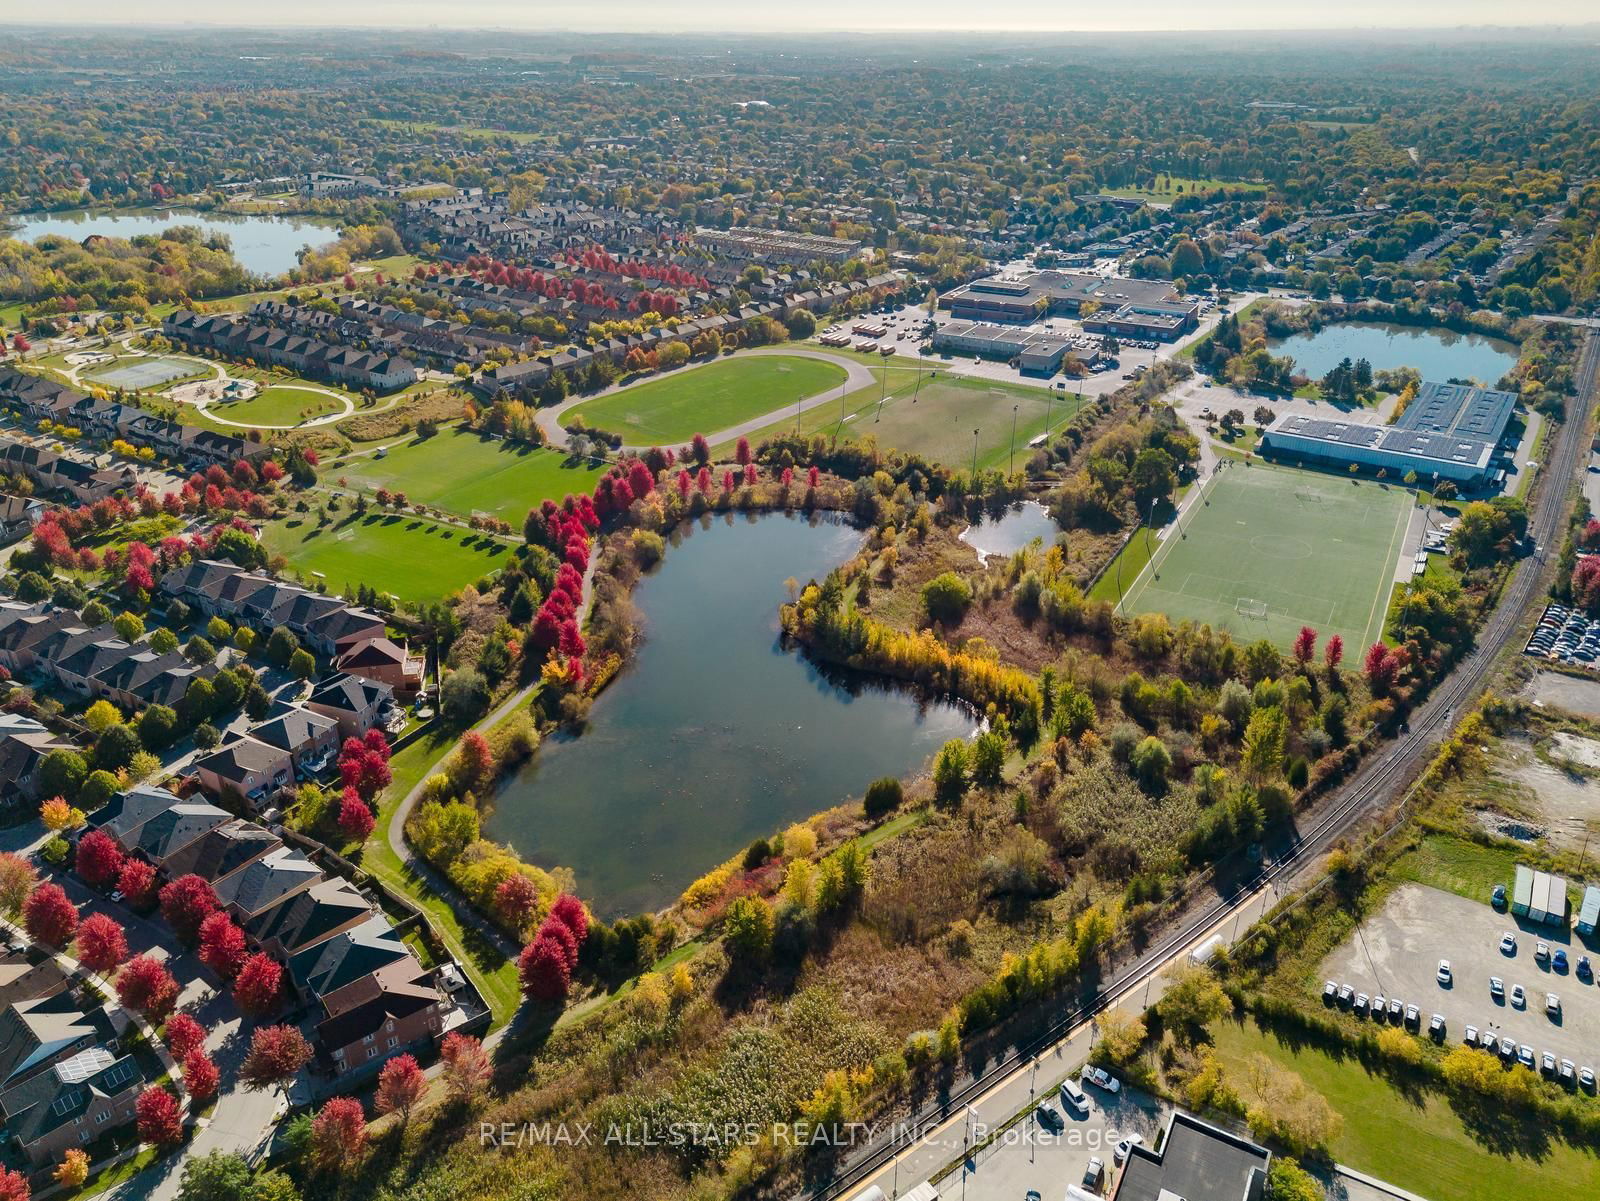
[533,347,873,452]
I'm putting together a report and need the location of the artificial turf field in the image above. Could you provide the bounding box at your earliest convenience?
[1118,461,1412,652]
[331,427,606,522]
[263,512,512,603]
[716,362,1078,471]
[564,354,848,444]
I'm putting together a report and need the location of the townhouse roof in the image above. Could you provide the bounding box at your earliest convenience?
[306,672,392,715]
[316,959,443,1050]
[194,735,290,785]
[289,914,412,1000]
[245,876,374,957]
[125,800,233,862]
[156,819,281,885]
[212,845,321,918]
[248,707,340,754]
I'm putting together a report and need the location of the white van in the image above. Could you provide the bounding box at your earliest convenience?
[1058,1077,1090,1115]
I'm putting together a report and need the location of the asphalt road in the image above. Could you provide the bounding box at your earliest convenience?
[800,329,1599,1201]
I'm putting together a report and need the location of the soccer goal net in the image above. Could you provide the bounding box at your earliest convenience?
[1234,597,1270,619]
[1295,490,1324,503]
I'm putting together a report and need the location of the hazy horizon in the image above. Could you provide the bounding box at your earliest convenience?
[19,1,1600,34]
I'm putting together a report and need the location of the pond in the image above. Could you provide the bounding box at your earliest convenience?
[3,207,343,277]
[1266,321,1519,385]
[485,511,977,917]
[959,501,1061,563]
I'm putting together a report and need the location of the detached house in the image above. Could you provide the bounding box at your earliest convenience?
[305,673,397,740]
[193,736,294,805]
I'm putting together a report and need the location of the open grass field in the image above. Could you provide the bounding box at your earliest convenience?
[719,362,1077,472]
[1210,1016,1600,1201]
[209,384,346,427]
[263,511,512,602]
[332,427,606,521]
[1119,461,1411,651]
[1104,175,1268,201]
[565,354,848,444]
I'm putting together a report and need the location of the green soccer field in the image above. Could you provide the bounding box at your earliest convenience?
[564,354,848,444]
[719,363,1074,472]
[1117,462,1413,652]
[263,512,513,603]
[331,428,607,522]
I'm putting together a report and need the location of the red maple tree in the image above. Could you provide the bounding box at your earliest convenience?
[74,912,128,975]
[74,829,125,890]
[159,874,218,942]
[197,911,248,980]
[23,883,78,948]
[164,1014,208,1060]
[374,1053,428,1122]
[117,955,178,1020]
[518,933,572,1002]
[182,1049,220,1101]
[310,1097,368,1172]
[336,791,375,841]
[439,1031,491,1102]
[232,953,283,1016]
[135,1086,183,1146]
[116,858,159,909]
[239,1024,312,1089]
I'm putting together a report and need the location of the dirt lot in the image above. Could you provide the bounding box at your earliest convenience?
[1491,734,1600,853]
[1320,883,1600,1074]
[1523,669,1600,720]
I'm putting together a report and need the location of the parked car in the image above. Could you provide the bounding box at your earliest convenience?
[1464,1023,1479,1046]
[1543,1051,1558,1076]
[1437,960,1452,986]
[1554,949,1569,973]
[1323,980,1338,1004]
[1500,933,1518,955]
[1561,1059,1577,1086]
[1580,1066,1596,1091]
[1337,984,1354,1006]
[1114,1134,1145,1164]
[1547,992,1562,1017]
[1354,992,1370,1016]
[1429,1013,1446,1040]
[1059,1078,1090,1115]
[1536,941,1551,964]
[1083,1158,1104,1189]
[1492,884,1507,909]
[1580,956,1593,982]
[1405,1004,1420,1028]
[1035,1103,1064,1132]
[1480,1027,1499,1050]
[1500,1037,1517,1059]
[1372,993,1387,1016]
[1510,984,1526,1008]
[1490,977,1505,1000]
[1388,997,1404,1022]
[1083,1066,1120,1094]
[1518,1045,1536,1068]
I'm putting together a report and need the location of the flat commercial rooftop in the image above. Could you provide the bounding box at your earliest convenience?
[1115,1111,1270,1201]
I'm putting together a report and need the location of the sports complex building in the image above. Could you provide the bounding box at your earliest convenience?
[941,270,1201,340]
[1258,380,1519,487]
[931,320,1090,375]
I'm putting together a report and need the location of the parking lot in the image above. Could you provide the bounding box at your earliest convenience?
[1320,882,1600,1080]
[954,1076,1168,1201]
[1526,603,1600,672]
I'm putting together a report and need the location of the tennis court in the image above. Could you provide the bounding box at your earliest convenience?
[90,357,199,389]
[1117,461,1413,652]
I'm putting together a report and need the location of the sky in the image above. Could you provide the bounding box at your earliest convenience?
[27,1,1600,33]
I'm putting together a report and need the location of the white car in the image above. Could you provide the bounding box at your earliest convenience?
[1548,993,1562,1017]
[1437,959,1452,985]
[1114,1133,1145,1164]
[1510,984,1526,1009]
[1489,977,1505,999]
[1500,933,1518,955]
[1082,1066,1121,1094]
[1058,1078,1090,1115]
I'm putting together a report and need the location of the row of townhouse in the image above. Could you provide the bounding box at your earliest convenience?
[0,601,217,750]
[192,673,400,807]
[0,366,265,471]
[157,559,387,659]
[0,967,146,1171]
[86,785,459,1079]
[161,312,418,393]
[0,435,134,505]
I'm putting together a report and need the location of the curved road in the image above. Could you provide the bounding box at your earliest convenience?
[533,347,874,452]
[804,329,1599,1201]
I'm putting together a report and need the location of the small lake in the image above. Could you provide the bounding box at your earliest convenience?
[3,208,343,277]
[485,511,977,917]
[960,501,1061,563]
[1266,321,1519,385]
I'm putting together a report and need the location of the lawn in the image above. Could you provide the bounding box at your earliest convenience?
[1119,460,1413,651]
[331,426,606,521]
[565,354,849,444]
[719,362,1077,472]
[262,510,512,603]
[209,384,346,427]
[1209,1016,1600,1201]
[1103,175,1267,202]
[1390,834,1521,905]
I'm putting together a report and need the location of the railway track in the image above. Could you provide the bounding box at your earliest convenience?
[803,329,1599,1201]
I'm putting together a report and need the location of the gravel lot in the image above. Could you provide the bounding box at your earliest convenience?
[1321,883,1600,1074]
[1524,669,1600,721]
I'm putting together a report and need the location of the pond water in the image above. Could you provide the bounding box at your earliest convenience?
[960,501,1061,563]
[4,207,343,277]
[1266,321,1519,385]
[485,511,977,917]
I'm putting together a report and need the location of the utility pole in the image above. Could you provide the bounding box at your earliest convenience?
[971,428,980,478]
[1009,404,1018,474]
[1044,386,1055,440]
